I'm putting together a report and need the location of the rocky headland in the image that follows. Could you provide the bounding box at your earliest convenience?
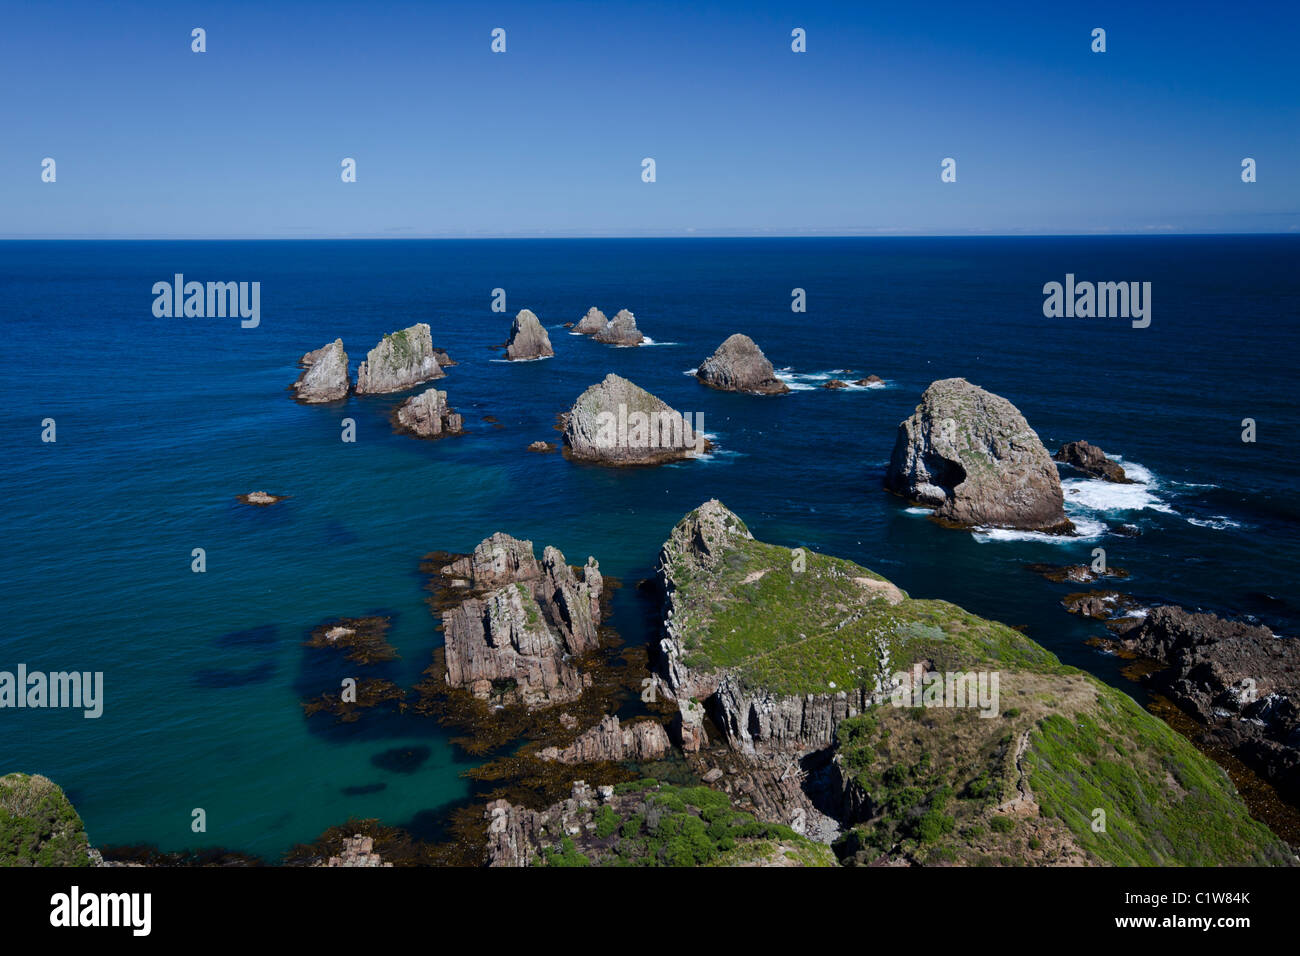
[356,323,445,394]
[885,378,1072,533]
[695,333,790,395]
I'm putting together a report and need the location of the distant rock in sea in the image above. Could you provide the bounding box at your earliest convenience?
[356,323,444,394]
[855,375,884,387]
[237,491,287,506]
[1053,440,1131,483]
[823,379,848,390]
[695,333,790,394]
[505,309,554,361]
[885,378,1072,533]
[561,373,706,465]
[292,338,350,403]
[432,348,456,367]
[393,387,464,439]
[527,441,556,453]
[573,307,607,335]
[439,534,604,708]
[593,308,644,346]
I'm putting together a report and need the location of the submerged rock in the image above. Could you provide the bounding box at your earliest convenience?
[884,378,1072,533]
[292,338,350,403]
[573,307,607,335]
[1054,440,1131,483]
[695,333,789,395]
[393,387,464,439]
[356,323,444,394]
[561,373,706,466]
[593,309,644,346]
[505,309,554,361]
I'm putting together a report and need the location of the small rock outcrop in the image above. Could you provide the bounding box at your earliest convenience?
[393,387,464,439]
[823,379,848,390]
[237,491,286,506]
[855,375,885,387]
[538,715,671,763]
[561,374,706,465]
[528,441,556,453]
[593,309,644,346]
[292,338,350,403]
[884,378,1072,532]
[440,534,604,709]
[356,324,444,394]
[573,307,607,334]
[322,834,392,867]
[1054,440,1131,483]
[695,334,789,395]
[505,309,554,361]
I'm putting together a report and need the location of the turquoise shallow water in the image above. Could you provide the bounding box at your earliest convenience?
[1,237,1297,859]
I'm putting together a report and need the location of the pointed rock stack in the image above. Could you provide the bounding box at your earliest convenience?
[695,333,789,394]
[356,323,444,394]
[505,309,554,360]
[292,338,351,403]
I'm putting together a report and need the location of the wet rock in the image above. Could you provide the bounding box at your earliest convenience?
[1054,440,1131,483]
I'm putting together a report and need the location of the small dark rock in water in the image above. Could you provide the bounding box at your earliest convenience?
[301,678,407,723]
[340,783,388,797]
[237,491,287,506]
[1061,590,1144,620]
[1027,563,1129,584]
[1114,523,1142,537]
[370,745,433,774]
[823,379,848,390]
[855,375,885,387]
[1053,440,1132,483]
[528,441,556,453]
[304,616,398,665]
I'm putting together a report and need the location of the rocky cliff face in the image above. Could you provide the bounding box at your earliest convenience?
[1053,440,1131,483]
[538,715,671,763]
[695,334,789,394]
[593,308,644,346]
[562,373,705,465]
[884,378,1071,532]
[573,307,607,334]
[505,309,554,360]
[356,323,444,394]
[292,338,350,403]
[1116,605,1300,801]
[393,387,464,439]
[439,533,604,708]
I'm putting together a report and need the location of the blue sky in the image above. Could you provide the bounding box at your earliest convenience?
[2,0,1297,237]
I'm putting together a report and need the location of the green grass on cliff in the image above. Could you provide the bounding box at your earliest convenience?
[536,781,836,867]
[0,773,93,867]
[669,536,1062,697]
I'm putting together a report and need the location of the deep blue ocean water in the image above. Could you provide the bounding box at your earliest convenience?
[1,236,1297,859]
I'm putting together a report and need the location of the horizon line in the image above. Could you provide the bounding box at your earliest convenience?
[2,230,1299,242]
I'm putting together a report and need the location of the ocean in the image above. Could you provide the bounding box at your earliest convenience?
[1,236,1297,859]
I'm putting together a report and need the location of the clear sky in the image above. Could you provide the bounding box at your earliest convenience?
[2,0,1297,237]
